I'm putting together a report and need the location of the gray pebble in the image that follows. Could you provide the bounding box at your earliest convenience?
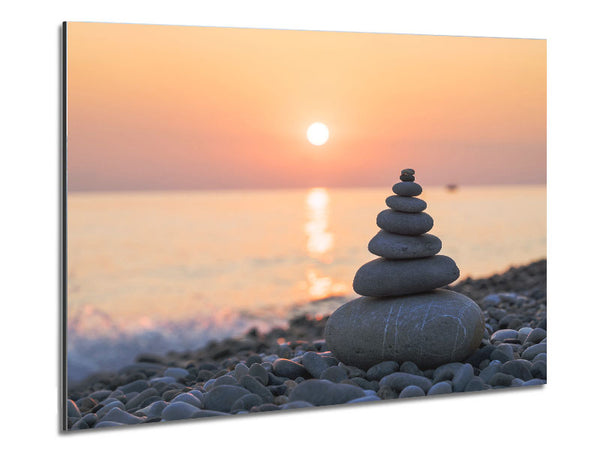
[500,359,533,381]
[67,399,81,419]
[280,401,314,409]
[234,363,249,381]
[490,329,519,344]
[346,395,382,403]
[164,367,189,380]
[320,366,348,383]
[99,408,144,425]
[392,182,422,196]
[289,379,365,406]
[399,361,423,376]
[490,343,514,363]
[385,195,427,212]
[399,385,426,398]
[366,361,400,381]
[301,352,331,378]
[117,379,149,395]
[452,364,474,392]
[203,385,251,413]
[380,372,433,393]
[231,393,263,411]
[427,381,453,395]
[522,343,547,360]
[240,375,274,403]
[161,402,201,421]
[525,328,547,344]
[479,360,502,384]
[248,363,269,385]
[171,392,203,408]
[523,379,546,386]
[273,359,309,379]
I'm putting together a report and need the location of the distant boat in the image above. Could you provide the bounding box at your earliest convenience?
[446,184,458,192]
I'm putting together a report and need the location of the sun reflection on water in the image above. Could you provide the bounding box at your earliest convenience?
[304,188,347,300]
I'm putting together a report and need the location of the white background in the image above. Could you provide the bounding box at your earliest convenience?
[1,0,598,448]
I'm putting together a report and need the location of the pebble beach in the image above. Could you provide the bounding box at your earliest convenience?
[66,259,546,430]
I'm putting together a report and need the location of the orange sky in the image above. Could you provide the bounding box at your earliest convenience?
[67,22,546,191]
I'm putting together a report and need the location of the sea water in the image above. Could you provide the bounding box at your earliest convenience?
[66,185,545,381]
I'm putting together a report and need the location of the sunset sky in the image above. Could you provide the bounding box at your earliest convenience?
[66,22,546,191]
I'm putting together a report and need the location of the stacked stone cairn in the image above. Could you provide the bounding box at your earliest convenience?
[325,169,485,369]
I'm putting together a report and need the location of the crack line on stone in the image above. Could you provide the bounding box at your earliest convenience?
[418,301,434,360]
[381,303,395,359]
[394,302,403,354]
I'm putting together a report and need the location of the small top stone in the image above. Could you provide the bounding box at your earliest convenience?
[400,168,415,182]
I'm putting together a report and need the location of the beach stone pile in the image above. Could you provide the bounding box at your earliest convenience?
[325,169,485,369]
[66,238,546,429]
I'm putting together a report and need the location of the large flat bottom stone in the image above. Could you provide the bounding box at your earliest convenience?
[325,290,485,369]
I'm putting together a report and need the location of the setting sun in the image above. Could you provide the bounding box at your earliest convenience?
[307,122,329,146]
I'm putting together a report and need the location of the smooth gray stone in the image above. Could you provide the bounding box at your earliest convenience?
[490,329,519,344]
[518,327,534,343]
[273,359,309,379]
[353,256,459,297]
[376,210,433,235]
[523,378,546,386]
[452,364,474,392]
[380,373,432,393]
[346,395,381,403]
[96,401,125,419]
[433,362,463,380]
[479,360,502,384]
[66,399,81,419]
[150,376,176,385]
[136,400,167,419]
[203,385,252,413]
[368,231,442,259]
[125,388,159,411]
[490,343,515,363]
[289,379,365,406]
[525,328,547,344]
[164,367,189,380]
[464,376,487,392]
[94,421,124,428]
[501,360,533,381]
[117,379,149,395]
[320,366,348,383]
[99,408,144,425]
[248,363,269,385]
[522,343,547,360]
[239,375,274,403]
[231,393,263,411]
[234,363,249,381]
[71,419,89,430]
[161,402,201,421]
[366,361,399,381]
[280,401,314,409]
[385,196,427,213]
[427,381,453,395]
[171,392,203,408]
[392,182,422,196]
[301,352,331,378]
[399,361,423,376]
[191,410,231,418]
[399,385,426,398]
[212,375,238,388]
[325,290,484,369]
[89,390,112,402]
[533,353,547,363]
[531,360,546,379]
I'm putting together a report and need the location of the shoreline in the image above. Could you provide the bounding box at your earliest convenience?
[67,258,546,430]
